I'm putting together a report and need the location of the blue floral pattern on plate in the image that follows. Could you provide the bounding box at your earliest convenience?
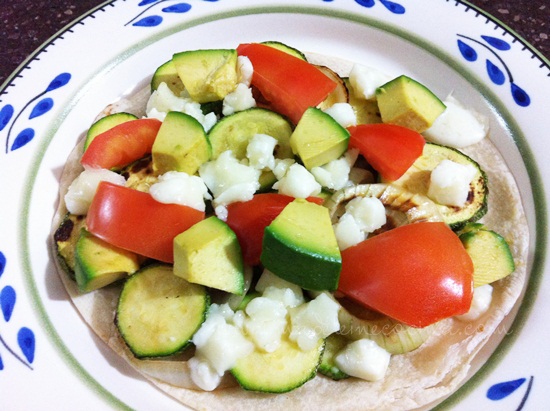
[487,376,534,410]
[2,72,71,153]
[457,34,531,107]
[0,251,36,370]
[127,0,406,27]
[126,0,219,27]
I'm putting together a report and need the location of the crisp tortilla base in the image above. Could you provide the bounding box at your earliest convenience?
[51,53,529,411]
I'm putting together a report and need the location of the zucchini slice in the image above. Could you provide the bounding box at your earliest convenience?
[261,41,307,61]
[459,225,516,287]
[318,333,349,380]
[84,112,138,151]
[116,264,209,358]
[208,107,293,160]
[231,335,324,393]
[391,142,488,230]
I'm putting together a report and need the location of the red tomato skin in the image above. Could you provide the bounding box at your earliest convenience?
[81,118,162,169]
[225,193,323,266]
[237,43,337,124]
[338,222,473,328]
[86,182,204,263]
[348,123,425,181]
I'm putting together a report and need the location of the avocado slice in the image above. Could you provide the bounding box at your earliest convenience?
[74,228,140,293]
[151,111,211,175]
[289,107,350,170]
[376,75,446,133]
[173,216,245,295]
[172,48,238,103]
[261,199,342,291]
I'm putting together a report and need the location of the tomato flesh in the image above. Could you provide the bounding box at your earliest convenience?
[348,123,425,181]
[338,222,473,328]
[86,182,204,263]
[81,118,162,169]
[225,193,323,266]
[237,43,337,124]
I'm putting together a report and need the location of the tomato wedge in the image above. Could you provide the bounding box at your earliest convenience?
[348,123,425,181]
[237,43,337,124]
[338,222,473,328]
[81,118,162,169]
[225,193,323,265]
[87,182,204,263]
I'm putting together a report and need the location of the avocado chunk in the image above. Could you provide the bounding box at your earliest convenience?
[459,226,515,287]
[84,112,138,151]
[54,213,87,278]
[151,111,211,175]
[261,199,342,291]
[151,59,185,96]
[172,48,238,103]
[74,228,140,293]
[289,107,350,170]
[117,264,209,358]
[173,216,245,295]
[376,75,446,133]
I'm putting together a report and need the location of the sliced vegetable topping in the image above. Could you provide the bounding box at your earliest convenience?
[80,118,162,169]
[237,43,337,124]
[338,221,474,328]
[348,123,425,181]
[225,193,323,266]
[86,181,204,263]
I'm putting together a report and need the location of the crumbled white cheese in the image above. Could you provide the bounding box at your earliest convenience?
[146,82,217,131]
[222,83,256,116]
[246,133,277,170]
[243,297,288,353]
[333,196,386,250]
[334,339,391,381]
[192,304,254,377]
[272,158,295,180]
[199,150,261,206]
[188,356,222,391]
[214,204,228,221]
[311,149,357,190]
[273,163,321,198]
[456,284,493,322]
[323,102,357,128]
[345,196,387,233]
[427,159,478,207]
[149,171,211,211]
[237,55,254,86]
[64,167,126,215]
[423,95,489,148]
[289,293,340,351]
[333,213,366,250]
[349,64,392,100]
[255,270,305,308]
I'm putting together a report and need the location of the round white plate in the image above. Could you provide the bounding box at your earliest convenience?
[1,0,548,409]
